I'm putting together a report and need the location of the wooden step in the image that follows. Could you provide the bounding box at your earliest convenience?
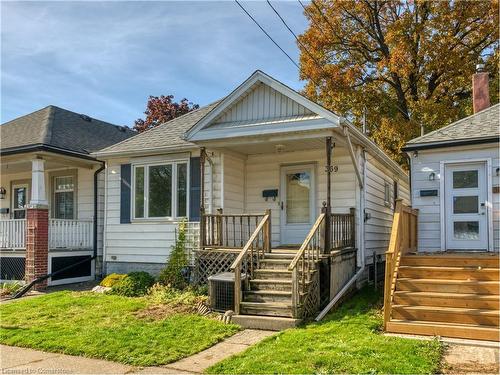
[259,259,291,270]
[398,266,499,281]
[253,269,293,280]
[393,291,500,309]
[265,253,296,260]
[387,319,499,341]
[244,290,292,303]
[250,279,292,292]
[401,254,499,268]
[396,278,499,294]
[240,301,293,318]
[392,305,500,326]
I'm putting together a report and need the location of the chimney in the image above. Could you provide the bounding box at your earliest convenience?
[473,64,490,113]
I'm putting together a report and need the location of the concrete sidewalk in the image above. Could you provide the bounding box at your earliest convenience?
[0,329,274,374]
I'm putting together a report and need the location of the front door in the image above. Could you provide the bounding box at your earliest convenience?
[280,164,315,245]
[12,184,29,219]
[445,163,488,250]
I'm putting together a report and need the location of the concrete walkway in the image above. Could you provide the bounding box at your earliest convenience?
[0,329,274,374]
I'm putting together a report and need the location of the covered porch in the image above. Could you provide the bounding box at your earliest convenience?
[0,151,100,285]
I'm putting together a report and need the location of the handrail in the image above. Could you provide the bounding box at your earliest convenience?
[288,213,325,271]
[230,210,271,315]
[383,199,418,328]
[288,213,325,318]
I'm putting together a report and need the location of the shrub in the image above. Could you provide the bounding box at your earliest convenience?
[100,273,127,287]
[158,220,190,289]
[147,283,208,306]
[0,282,22,297]
[110,272,155,297]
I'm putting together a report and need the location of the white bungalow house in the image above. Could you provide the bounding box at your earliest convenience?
[383,71,499,341]
[94,70,409,327]
[0,106,135,286]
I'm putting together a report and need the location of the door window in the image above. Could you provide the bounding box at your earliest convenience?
[453,221,479,240]
[12,186,27,219]
[286,172,311,224]
[453,170,478,188]
[54,176,75,219]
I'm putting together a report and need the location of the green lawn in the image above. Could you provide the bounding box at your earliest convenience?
[0,291,238,366]
[207,288,442,374]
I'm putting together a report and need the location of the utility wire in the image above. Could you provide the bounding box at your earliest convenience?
[234,0,300,70]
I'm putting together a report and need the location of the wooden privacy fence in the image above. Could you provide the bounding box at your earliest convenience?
[231,211,272,314]
[200,208,267,250]
[383,199,418,328]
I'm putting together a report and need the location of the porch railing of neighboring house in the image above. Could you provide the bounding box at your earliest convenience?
[0,219,26,250]
[383,199,418,329]
[230,211,272,315]
[49,219,93,249]
[200,208,268,250]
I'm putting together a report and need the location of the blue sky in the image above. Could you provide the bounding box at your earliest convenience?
[1,1,309,126]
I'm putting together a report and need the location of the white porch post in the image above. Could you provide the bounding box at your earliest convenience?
[30,158,48,207]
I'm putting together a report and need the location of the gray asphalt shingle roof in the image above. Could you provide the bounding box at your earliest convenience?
[96,101,220,155]
[407,103,499,146]
[0,105,136,155]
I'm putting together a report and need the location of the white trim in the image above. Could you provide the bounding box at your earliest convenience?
[440,158,492,251]
[47,250,94,286]
[220,153,225,210]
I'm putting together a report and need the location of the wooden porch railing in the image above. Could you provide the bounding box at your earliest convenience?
[330,208,356,250]
[288,213,325,318]
[49,219,93,249]
[0,219,26,249]
[383,199,418,328]
[200,208,267,250]
[230,210,271,314]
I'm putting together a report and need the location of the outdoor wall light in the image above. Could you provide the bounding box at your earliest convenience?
[429,172,436,181]
[412,150,418,158]
[0,187,6,199]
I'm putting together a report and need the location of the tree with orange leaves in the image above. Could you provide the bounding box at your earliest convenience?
[298,0,498,165]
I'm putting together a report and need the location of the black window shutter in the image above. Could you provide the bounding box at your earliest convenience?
[120,164,131,224]
[190,157,201,221]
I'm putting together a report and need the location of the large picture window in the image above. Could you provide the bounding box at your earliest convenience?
[133,161,188,219]
[54,176,75,219]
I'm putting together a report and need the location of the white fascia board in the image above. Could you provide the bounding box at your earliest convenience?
[185,70,341,141]
[189,118,335,142]
[91,145,198,159]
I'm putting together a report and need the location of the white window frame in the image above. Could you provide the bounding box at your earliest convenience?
[132,159,190,221]
[384,180,391,208]
[53,175,75,219]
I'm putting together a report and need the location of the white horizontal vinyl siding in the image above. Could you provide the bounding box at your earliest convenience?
[365,155,410,261]
[410,144,499,252]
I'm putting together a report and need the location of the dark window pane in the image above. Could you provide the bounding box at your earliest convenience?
[149,165,172,217]
[55,192,74,219]
[453,196,478,214]
[177,163,187,217]
[134,166,145,218]
[453,170,478,188]
[13,187,26,208]
[453,221,479,240]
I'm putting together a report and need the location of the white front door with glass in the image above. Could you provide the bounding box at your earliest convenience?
[12,184,29,219]
[280,164,315,245]
[445,163,488,250]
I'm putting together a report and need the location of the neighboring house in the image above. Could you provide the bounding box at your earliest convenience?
[383,71,499,341]
[0,105,135,286]
[94,70,410,327]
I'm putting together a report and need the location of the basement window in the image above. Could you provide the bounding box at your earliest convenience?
[132,161,188,220]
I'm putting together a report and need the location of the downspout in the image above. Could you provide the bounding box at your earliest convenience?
[315,140,367,321]
[93,161,106,275]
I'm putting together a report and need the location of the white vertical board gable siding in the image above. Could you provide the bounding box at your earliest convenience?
[104,159,179,264]
[213,83,314,125]
[239,147,356,246]
[364,155,409,262]
[410,144,499,252]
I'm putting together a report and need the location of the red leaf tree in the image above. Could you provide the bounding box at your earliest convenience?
[134,95,199,132]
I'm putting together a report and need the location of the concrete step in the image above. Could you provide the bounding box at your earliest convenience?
[243,290,292,303]
[396,278,499,294]
[391,305,500,327]
[398,265,499,281]
[250,279,292,292]
[386,319,499,341]
[393,291,500,310]
[401,254,500,268]
[240,301,293,318]
[232,315,300,331]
